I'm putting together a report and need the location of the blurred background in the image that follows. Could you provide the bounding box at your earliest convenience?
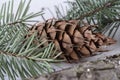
[0,0,71,20]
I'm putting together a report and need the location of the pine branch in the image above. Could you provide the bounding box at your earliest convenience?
[0,30,62,79]
[59,0,120,36]
[0,48,63,62]
[77,0,118,20]
[0,0,43,28]
[0,0,63,79]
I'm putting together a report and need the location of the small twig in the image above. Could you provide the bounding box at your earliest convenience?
[77,0,117,20]
[0,50,29,59]
[0,20,23,27]
[94,67,115,71]
[0,50,64,62]
[106,18,120,23]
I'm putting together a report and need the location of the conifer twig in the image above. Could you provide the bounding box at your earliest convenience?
[77,0,118,20]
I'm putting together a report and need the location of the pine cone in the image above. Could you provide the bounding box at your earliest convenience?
[27,19,116,61]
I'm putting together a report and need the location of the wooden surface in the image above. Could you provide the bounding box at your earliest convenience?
[30,58,120,80]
